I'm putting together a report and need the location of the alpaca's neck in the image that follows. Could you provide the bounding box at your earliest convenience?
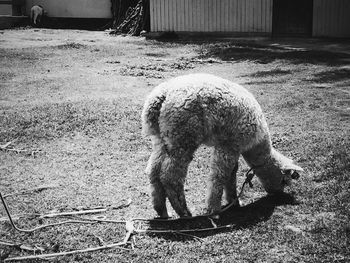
[242,137,272,168]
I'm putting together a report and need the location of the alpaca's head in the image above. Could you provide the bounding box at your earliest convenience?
[255,149,303,194]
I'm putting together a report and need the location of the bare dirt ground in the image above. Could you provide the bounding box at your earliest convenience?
[0,28,349,262]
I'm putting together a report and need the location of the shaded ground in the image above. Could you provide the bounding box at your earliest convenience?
[0,29,349,262]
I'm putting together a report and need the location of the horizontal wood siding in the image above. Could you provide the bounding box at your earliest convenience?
[0,4,12,15]
[150,0,273,33]
[313,0,350,37]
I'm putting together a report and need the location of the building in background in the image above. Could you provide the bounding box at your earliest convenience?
[24,0,112,19]
[149,0,350,38]
[0,0,26,28]
[25,0,112,29]
[0,0,112,29]
[0,0,23,16]
[1,0,349,37]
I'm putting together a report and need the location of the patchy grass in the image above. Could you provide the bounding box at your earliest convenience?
[0,99,141,141]
[0,29,349,262]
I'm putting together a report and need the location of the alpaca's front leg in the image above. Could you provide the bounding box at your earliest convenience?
[223,163,239,207]
[206,148,239,214]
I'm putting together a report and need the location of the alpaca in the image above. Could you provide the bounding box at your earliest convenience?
[30,5,45,26]
[142,73,303,218]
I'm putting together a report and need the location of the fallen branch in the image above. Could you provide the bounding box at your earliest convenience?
[86,217,126,224]
[1,191,131,234]
[21,220,98,232]
[38,199,131,219]
[93,235,106,246]
[2,211,235,261]
[0,139,18,149]
[0,139,40,156]
[0,215,20,222]
[4,220,134,261]
[4,241,131,262]
[3,185,59,198]
[75,198,132,211]
[1,191,98,233]
[0,148,40,156]
[40,208,108,219]
[0,240,44,253]
[135,224,234,234]
[6,219,96,233]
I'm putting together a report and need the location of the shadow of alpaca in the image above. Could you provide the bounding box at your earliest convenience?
[146,193,298,240]
[219,192,298,227]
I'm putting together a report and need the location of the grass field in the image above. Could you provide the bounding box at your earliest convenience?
[0,29,349,262]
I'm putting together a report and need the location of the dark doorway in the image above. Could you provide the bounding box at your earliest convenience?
[273,0,313,37]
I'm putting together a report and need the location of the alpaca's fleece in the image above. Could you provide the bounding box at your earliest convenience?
[142,73,303,218]
[30,5,44,25]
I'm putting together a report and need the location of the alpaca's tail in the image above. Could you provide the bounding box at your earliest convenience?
[141,86,167,136]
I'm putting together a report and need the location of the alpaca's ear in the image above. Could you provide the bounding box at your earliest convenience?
[272,149,304,178]
[272,149,304,174]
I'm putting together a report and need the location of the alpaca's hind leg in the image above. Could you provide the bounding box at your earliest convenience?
[160,153,193,217]
[206,148,239,214]
[146,137,168,218]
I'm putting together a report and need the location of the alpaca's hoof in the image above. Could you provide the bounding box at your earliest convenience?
[222,199,240,211]
[155,210,171,219]
[180,211,192,218]
[209,214,220,220]
[203,208,220,217]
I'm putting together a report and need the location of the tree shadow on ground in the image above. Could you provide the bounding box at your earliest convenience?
[198,42,350,66]
[246,68,293,78]
[146,193,298,241]
[310,68,350,83]
[151,37,350,66]
[241,68,293,84]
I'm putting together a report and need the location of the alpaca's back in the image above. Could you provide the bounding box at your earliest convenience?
[142,73,270,153]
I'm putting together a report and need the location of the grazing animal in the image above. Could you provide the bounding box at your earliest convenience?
[142,73,303,218]
[30,5,45,26]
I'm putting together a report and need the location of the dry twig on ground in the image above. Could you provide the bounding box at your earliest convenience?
[3,185,59,198]
[0,139,40,156]
[4,241,131,262]
[40,209,108,219]
[0,240,44,253]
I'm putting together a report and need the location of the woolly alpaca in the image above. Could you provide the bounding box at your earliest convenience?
[30,5,45,26]
[142,73,303,218]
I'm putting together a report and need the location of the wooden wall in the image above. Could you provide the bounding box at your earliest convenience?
[150,0,273,33]
[313,0,350,37]
[0,0,13,15]
[25,0,112,18]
